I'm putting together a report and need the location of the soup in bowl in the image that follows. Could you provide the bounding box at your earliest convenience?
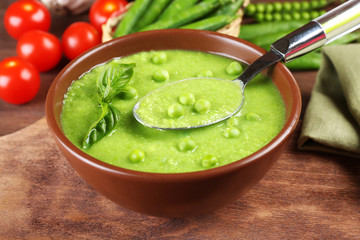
[45,29,301,217]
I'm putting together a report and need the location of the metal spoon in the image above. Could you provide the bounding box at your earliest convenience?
[134,0,360,130]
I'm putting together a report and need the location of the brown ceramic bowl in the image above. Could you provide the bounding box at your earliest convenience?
[45,29,301,217]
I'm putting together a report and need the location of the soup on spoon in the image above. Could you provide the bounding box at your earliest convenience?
[133,77,244,130]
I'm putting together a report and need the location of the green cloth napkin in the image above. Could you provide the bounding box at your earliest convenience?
[298,44,360,158]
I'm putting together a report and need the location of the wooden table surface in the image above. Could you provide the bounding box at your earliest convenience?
[1,1,359,239]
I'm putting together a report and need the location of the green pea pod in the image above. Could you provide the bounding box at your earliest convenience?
[97,62,136,102]
[180,15,236,31]
[245,0,331,17]
[113,0,152,38]
[82,103,121,149]
[285,52,322,70]
[252,28,358,53]
[239,20,306,40]
[133,0,172,31]
[250,30,292,51]
[140,0,232,31]
[211,0,244,16]
[157,0,199,21]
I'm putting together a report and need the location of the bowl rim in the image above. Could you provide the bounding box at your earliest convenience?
[45,29,301,182]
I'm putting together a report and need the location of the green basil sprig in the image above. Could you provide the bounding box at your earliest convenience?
[97,62,136,103]
[82,62,136,149]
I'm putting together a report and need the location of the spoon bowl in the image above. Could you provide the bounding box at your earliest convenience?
[133,77,245,130]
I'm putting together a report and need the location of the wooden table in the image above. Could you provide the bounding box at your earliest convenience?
[1,1,359,239]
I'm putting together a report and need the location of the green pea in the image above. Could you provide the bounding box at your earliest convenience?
[291,1,301,11]
[129,149,145,163]
[310,10,320,19]
[179,92,196,106]
[178,138,197,152]
[255,3,266,13]
[151,52,167,64]
[226,117,240,127]
[301,1,310,10]
[282,1,292,12]
[255,12,265,22]
[318,0,328,8]
[301,11,311,20]
[153,69,169,82]
[194,98,211,113]
[201,154,218,168]
[167,103,184,118]
[310,0,320,9]
[119,86,138,99]
[246,112,261,121]
[196,70,213,78]
[223,127,240,138]
[273,2,282,12]
[265,3,274,12]
[264,13,273,22]
[273,12,282,21]
[245,4,256,16]
[283,13,292,21]
[226,61,243,75]
[292,12,301,21]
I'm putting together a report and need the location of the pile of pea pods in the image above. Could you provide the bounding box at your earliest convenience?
[113,0,245,38]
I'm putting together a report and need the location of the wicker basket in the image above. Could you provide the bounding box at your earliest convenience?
[101,0,250,43]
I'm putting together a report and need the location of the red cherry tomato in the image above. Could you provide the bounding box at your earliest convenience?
[4,0,51,39]
[62,22,101,60]
[17,30,62,72]
[0,57,40,105]
[89,0,128,33]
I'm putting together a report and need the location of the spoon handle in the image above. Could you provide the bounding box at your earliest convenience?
[271,0,360,62]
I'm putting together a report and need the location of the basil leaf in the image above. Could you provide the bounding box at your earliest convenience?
[97,62,136,102]
[82,61,134,148]
[82,102,121,149]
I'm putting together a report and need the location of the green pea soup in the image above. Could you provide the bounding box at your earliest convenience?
[61,50,286,173]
